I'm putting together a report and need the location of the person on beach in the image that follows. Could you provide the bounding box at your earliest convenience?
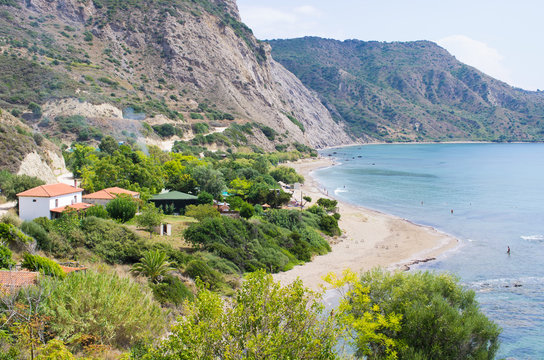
[507,246,511,255]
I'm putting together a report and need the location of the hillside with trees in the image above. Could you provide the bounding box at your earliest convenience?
[270,37,544,142]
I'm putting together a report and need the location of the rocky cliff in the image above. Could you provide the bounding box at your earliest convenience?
[0,0,351,149]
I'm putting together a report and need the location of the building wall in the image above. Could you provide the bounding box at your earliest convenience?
[18,197,51,221]
[18,192,83,221]
[82,198,109,206]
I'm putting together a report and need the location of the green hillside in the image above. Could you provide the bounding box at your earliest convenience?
[270,37,544,142]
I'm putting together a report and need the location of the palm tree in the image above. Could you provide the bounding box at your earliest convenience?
[131,250,174,283]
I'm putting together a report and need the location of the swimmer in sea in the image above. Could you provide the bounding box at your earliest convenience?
[507,246,510,255]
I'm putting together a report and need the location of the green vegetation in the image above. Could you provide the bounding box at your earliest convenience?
[0,244,15,269]
[41,271,166,350]
[283,111,305,132]
[326,269,501,359]
[136,204,164,238]
[21,253,65,278]
[140,270,337,359]
[270,37,544,142]
[0,171,45,201]
[106,194,138,222]
[131,250,174,283]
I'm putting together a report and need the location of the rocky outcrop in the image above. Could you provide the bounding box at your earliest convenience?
[0,0,352,149]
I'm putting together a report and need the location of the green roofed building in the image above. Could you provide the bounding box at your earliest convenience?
[149,191,199,214]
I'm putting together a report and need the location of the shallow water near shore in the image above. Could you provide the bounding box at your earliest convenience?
[316,143,544,359]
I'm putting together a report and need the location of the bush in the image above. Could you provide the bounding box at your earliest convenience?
[41,271,166,350]
[239,202,255,219]
[197,191,213,205]
[317,198,338,212]
[319,215,341,236]
[0,223,33,248]
[0,244,15,269]
[143,270,337,359]
[269,166,304,184]
[106,195,137,222]
[185,204,220,221]
[0,171,45,201]
[191,122,209,134]
[36,340,75,360]
[21,220,51,251]
[84,204,109,219]
[184,259,224,290]
[332,269,501,359]
[21,253,65,278]
[80,216,148,264]
[150,275,193,306]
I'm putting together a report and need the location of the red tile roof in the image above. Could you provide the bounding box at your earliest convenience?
[50,202,94,213]
[0,271,39,290]
[83,187,139,200]
[59,265,87,273]
[17,183,83,198]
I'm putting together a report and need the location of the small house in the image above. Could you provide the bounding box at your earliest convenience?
[17,183,91,221]
[83,187,140,206]
[149,191,199,214]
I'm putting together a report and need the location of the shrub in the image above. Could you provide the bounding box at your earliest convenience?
[184,259,224,290]
[319,215,341,236]
[185,204,220,221]
[80,216,148,264]
[150,275,193,306]
[106,195,137,222]
[0,171,45,201]
[197,191,213,205]
[191,122,209,134]
[21,253,65,278]
[239,202,254,219]
[189,112,204,120]
[41,271,166,350]
[332,269,501,359]
[84,204,109,219]
[0,223,33,248]
[317,198,338,212]
[36,340,75,360]
[21,220,50,251]
[269,166,304,184]
[0,244,15,269]
[131,250,174,284]
[143,270,337,359]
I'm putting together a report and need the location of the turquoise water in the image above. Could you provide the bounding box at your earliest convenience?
[315,143,544,359]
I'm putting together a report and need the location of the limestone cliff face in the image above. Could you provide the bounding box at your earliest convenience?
[7,0,351,149]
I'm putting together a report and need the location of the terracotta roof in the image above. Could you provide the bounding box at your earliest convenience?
[59,265,87,273]
[50,202,94,213]
[17,183,83,198]
[83,187,139,200]
[0,271,39,290]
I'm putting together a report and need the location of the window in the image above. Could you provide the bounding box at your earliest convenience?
[55,199,59,207]
[33,199,36,202]
[74,195,77,203]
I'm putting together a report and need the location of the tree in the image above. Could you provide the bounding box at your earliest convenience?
[239,202,255,219]
[329,269,501,360]
[269,166,304,184]
[317,198,338,212]
[185,204,220,221]
[131,250,175,284]
[191,166,225,198]
[197,191,213,205]
[28,102,42,117]
[0,171,45,201]
[136,204,163,238]
[98,135,119,155]
[106,195,137,222]
[142,270,338,359]
[84,204,109,219]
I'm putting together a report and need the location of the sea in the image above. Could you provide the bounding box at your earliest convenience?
[315,143,544,359]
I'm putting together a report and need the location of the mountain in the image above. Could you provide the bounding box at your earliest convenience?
[269,37,544,142]
[0,108,66,183]
[0,0,351,150]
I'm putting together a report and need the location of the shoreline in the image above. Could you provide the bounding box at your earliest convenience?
[272,157,459,291]
[319,140,543,151]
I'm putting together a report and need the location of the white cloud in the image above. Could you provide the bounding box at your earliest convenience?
[438,35,515,86]
[238,4,328,40]
[294,5,322,17]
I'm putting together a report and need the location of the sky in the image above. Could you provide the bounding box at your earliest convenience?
[236,0,543,91]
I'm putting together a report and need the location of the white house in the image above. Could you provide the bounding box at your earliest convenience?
[82,187,140,206]
[17,183,91,221]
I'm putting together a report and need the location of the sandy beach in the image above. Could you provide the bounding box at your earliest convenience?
[272,157,459,291]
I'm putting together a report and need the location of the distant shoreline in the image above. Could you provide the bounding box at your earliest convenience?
[272,156,459,291]
[319,140,543,150]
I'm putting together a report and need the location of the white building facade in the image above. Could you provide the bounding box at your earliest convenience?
[17,184,85,221]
